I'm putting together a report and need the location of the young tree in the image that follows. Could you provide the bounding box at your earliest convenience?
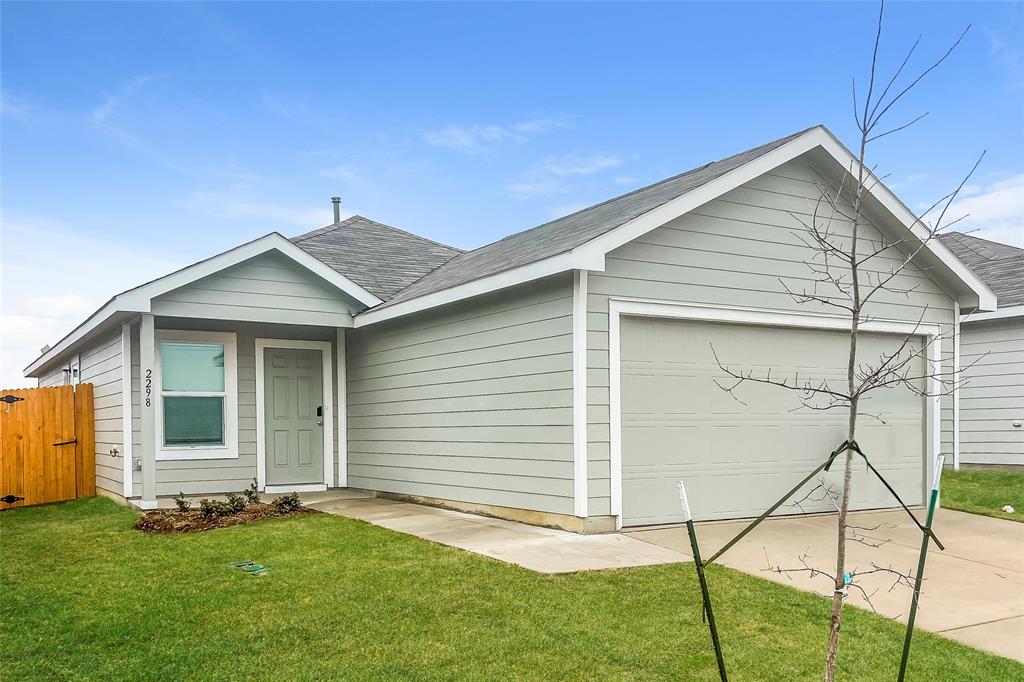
[712,3,980,679]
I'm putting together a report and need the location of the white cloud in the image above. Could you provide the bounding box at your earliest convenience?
[179,188,331,227]
[422,116,572,154]
[613,176,641,186]
[91,75,153,124]
[0,89,31,121]
[0,215,178,388]
[947,174,1024,247]
[507,152,625,198]
[541,153,623,176]
[547,202,590,219]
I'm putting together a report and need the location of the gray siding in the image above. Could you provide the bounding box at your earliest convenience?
[79,332,125,494]
[346,274,575,515]
[37,365,65,387]
[956,319,1024,465]
[149,319,338,497]
[150,252,359,327]
[586,157,956,515]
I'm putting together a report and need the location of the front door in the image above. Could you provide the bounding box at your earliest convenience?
[264,348,324,486]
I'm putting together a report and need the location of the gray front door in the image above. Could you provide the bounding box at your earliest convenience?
[264,348,324,486]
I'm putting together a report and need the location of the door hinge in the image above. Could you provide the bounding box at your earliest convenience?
[52,438,78,447]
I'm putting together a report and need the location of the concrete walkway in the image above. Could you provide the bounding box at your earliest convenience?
[627,508,1024,662]
[301,490,687,573]
[301,490,1022,662]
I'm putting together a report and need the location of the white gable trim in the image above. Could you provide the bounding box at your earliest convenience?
[571,126,994,311]
[962,304,1024,323]
[25,233,381,377]
[354,126,994,329]
[353,250,605,327]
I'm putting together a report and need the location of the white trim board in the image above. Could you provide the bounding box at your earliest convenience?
[962,305,1024,323]
[254,338,334,492]
[25,233,378,377]
[121,322,134,498]
[265,483,328,494]
[572,269,589,517]
[336,328,348,488]
[606,298,941,530]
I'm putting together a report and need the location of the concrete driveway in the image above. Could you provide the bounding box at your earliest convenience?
[627,508,1024,662]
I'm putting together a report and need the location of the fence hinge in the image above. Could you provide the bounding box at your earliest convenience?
[52,438,78,447]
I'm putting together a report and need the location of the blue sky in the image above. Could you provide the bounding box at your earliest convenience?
[2,1,1022,386]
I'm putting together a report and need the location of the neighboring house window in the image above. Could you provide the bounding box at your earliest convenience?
[155,330,238,460]
[64,355,80,385]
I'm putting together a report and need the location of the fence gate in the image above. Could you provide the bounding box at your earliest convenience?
[0,384,95,509]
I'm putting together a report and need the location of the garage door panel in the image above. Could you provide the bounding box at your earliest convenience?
[620,317,925,526]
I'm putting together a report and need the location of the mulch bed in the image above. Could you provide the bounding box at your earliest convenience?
[135,501,317,534]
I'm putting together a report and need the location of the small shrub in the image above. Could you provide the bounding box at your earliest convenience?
[272,493,302,514]
[174,492,191,512]
[243,478,260,504]
[199,498,233,519]
[225,492,247,513]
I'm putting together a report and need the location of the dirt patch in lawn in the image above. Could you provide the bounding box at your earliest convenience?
[135,502,316,533]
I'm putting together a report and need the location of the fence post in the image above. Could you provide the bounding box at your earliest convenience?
[74,383,96,498]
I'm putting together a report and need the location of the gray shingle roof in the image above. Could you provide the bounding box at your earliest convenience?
[373,126,817,310]
[938,232,1024,308]
[291,215,463,301]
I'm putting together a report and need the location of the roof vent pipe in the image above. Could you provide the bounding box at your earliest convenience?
[331,197,342,223]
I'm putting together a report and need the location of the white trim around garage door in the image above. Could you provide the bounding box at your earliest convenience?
[607,298,942,530]
[255,338,334,493]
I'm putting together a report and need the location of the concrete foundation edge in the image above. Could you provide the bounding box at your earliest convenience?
[373,490,617,534]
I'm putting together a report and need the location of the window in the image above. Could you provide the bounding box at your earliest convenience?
[64,355,80,385]
[155,330,237,460]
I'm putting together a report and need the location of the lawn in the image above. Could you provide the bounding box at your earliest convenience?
[1,498,1020,681]
[942,468,1024,523]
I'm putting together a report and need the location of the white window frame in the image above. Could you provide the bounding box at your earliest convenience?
[154,329,238,461]
[64,354,80,385]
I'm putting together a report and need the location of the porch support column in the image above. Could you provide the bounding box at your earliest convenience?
[336,327,347,488]
[139,313,158,508]
[952,301,961,471]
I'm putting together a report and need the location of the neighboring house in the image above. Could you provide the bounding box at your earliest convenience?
[24,125,995,531]
[939,232,1024,468]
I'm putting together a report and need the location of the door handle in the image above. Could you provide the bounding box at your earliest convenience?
[316,405,324,426]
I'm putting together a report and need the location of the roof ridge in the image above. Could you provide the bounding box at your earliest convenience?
[291,215,364,244]
[293,214,464,253]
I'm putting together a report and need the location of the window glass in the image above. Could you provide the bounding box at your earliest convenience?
[163,396,225,446]
[161,342,225,392]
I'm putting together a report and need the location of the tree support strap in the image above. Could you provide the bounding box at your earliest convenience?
[836,441,944,551]
[703,440,943,567]
[702,441,850,566]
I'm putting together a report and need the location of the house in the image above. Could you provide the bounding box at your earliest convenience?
[939,232,1024,468]
[24,125,995,531]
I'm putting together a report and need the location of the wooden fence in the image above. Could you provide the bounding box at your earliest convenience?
[0,384,95,509]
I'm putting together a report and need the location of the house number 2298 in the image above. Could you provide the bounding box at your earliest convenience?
[145,369,152,407]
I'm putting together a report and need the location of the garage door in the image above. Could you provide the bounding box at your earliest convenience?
[620,316,926,526]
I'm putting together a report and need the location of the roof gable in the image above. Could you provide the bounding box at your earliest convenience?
[292,215,462,300]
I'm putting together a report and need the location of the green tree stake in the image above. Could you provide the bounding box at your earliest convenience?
[898,455,945,682]
[678,481,728,682]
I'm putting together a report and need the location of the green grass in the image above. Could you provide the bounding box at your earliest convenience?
[1,499,1019,680]
[942,468,1024,522]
